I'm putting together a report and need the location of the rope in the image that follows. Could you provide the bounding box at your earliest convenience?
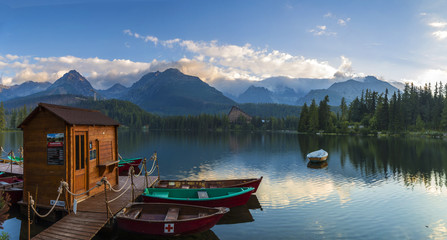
[29,183,63,218]
[63,180,103,197]
[106,182,132,203]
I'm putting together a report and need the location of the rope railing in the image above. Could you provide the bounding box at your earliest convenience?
[27,152,159,222]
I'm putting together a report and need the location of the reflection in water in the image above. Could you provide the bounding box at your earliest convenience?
[217,205,254,225]
[307,161,328,169]
[115,229,220,240]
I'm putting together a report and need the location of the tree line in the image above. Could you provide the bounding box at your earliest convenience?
[299,82,447,134]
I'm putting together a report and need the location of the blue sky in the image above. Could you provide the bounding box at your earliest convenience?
[1,0,447,90]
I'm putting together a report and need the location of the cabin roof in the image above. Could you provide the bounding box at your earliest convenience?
[18,103,120,128]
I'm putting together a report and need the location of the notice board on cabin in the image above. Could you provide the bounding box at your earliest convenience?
[47,133,64,165]
[98,140,113,165]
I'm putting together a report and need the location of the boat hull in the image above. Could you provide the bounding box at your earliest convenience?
[116,203,227,236]
[142,188,254,208]
[156,177,263,193]
[308,156,328,163]
[118,158,143,175]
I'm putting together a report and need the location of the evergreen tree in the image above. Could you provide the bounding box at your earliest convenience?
[0,102,5,130]
[441,100,447,130]
[9,109,17,129]
[298,103,309,132]
[340,97,348,121]
[308,99,319,132]
[318,95,330,131]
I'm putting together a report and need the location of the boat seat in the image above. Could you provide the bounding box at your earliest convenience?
[157,183,168,188]
[209,185,217,188]
[165,208,180,221]
[153,192,169,198]
[181,185,190,189]
[125,208,143,219]
[197,191,209,199]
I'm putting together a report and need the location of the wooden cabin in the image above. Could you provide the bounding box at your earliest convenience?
[18,103,120,209]
[228,106,252,123]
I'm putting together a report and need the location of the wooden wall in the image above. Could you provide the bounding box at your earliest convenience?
[23,108,119,208]
[22,109,67,206]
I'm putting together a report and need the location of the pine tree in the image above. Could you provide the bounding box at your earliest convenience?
[298,103,309,132]
[318,95,330,131]
[0,102,5,130]
[9,109,17,129]
[340,97,348,121]
[308,99,319,132]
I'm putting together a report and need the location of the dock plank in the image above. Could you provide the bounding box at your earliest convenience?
[32,175,158,240]
[0,162,23,175]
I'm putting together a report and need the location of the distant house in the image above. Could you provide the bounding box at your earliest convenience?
[228,106,252,123]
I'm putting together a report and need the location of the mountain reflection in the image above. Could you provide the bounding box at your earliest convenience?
[117,130,447,191]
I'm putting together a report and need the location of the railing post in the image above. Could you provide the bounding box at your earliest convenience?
[103,178,108,220]
[143,158,148,189]
[131,167,135,202]
[154,152,160,181]
[27,192,31,240]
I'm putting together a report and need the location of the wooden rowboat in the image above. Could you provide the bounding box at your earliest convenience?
[0,176,23,204]
[118,157,143,175]
[155,176,263,193]
[116,203,228,236]
[142,187,255,208]
[307,149,328,163]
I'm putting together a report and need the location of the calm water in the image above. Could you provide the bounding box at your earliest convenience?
[2,130,447,239]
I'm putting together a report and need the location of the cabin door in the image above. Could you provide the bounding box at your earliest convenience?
[74,132,88,194]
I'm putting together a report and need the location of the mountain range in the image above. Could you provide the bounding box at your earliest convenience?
[1,69,401,115]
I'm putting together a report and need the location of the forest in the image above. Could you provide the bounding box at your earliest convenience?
[298,82,447,134]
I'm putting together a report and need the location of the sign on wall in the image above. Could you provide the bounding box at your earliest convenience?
[47,133,64,165]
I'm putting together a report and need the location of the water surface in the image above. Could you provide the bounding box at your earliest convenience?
[3,131,447,239]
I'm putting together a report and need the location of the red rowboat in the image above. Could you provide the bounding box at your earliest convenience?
[0,176,23,204]
[155,176,263,193]
[118,158,143,175]
[116,203,228,236]
[142,187,255,208]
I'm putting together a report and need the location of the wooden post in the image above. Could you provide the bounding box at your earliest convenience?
[131,168,134,202]
[154,152,160,181]
[104,180,109,220]
[143,158,148,189]
[27,192,31,240]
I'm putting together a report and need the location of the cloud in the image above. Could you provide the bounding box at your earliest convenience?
[125,31,351,81]
[324,12,333,18]
[0,55,152,89]
[429,22,447,28]
[309,25,336,36]
[337,18,351,26]
[411,69,447,86]
[433,31,447,40]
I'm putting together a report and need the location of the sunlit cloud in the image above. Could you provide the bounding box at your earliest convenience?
[432,31,447,40]
[429,22,447,28]
[125,30,354,82]
[0,54,152,89]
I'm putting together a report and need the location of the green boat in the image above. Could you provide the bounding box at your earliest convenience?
[142,187,255,208]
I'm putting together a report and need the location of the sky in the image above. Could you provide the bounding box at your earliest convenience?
[1,0,447,91]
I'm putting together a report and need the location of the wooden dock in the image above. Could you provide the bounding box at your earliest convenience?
[0,162,23,175]
[32,175,158,240]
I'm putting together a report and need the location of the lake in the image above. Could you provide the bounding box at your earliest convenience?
[2,130,447,239]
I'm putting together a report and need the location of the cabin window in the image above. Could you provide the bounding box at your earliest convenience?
[75,135,80,170]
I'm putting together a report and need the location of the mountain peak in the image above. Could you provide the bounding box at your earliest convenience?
[364,76,380,83]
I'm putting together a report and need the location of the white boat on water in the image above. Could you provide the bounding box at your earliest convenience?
[307,149,328,163]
